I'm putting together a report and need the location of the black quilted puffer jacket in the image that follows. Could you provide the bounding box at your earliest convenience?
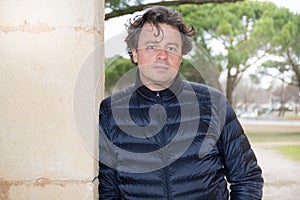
[98,73,263,200]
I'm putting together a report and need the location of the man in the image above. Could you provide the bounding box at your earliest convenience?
[99,6,263,199]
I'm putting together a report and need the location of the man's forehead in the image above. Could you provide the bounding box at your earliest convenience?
[139,23,182,41]
[141,22,179,33]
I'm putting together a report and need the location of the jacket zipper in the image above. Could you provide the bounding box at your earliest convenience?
[156,91,171,199]
[156,91,160,98]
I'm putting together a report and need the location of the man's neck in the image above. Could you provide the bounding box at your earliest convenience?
[141,80,174,91]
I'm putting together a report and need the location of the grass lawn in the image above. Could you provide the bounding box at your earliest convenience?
[271,145,300,162]
[243,124,300,143]
[242,123,300,162]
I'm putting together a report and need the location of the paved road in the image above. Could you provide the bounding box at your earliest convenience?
[252,142,300,200]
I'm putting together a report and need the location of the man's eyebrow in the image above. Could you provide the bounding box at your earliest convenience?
[141,40,158,45]
[167,42,180,47]
[141,40,180,47]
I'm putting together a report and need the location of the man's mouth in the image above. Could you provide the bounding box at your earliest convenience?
[153,64,169,71]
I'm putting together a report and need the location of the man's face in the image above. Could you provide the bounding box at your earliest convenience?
[132,23,183,91]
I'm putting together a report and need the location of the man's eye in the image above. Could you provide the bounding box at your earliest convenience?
[167,47,177,52]
[147,45,157,50]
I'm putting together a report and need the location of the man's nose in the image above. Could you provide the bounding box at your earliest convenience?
[156,48,167,60]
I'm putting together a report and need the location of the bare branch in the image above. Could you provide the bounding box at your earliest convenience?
[105,0,244,20]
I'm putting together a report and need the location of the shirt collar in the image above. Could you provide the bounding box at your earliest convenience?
[134,69,183,101]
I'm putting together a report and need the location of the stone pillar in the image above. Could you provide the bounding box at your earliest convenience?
[0,0,104,199]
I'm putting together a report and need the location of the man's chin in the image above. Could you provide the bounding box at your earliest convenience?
[148,78,174,89]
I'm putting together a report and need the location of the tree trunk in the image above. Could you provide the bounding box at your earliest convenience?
[226,69,236,106]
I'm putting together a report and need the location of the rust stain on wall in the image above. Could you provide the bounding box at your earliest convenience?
[0,20,55,34]
[0,178,93,199]
[0,179,11,200]
[0,21,102,35]
[33,177,53,187]
[74,26,101,35]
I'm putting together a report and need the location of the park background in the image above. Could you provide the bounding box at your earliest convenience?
[104,0,300,199]
[0,0,299,199]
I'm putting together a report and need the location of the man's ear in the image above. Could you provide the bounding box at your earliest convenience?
[132,49,138,64]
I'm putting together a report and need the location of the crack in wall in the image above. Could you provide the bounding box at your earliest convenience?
[74,25,102,35]
[0,20,101,34]
[0,21,55,34]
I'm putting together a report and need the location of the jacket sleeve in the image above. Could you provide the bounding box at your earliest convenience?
[219,103,263,200]
[98,101,120,199]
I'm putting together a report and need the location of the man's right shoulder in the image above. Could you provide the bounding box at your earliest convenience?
[100,84,135,109]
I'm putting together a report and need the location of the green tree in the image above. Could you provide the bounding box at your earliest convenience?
[176,1,281,105]
[256,9,300,114]
[105,56,136,94]
[180,59,205,84]
[262,10,300,90]
[105,56,207,94]
[105,0,244,20]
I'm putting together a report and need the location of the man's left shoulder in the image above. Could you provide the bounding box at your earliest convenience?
[183,81,223,98]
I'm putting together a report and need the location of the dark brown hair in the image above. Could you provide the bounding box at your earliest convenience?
[125,6,196,64]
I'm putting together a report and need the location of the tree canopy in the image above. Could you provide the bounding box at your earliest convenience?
[261,9,300,90]
[176,1,300,105]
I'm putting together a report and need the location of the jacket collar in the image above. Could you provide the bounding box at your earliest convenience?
[134,69,184,102]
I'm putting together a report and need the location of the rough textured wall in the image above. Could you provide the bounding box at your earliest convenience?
[0,0,104,199]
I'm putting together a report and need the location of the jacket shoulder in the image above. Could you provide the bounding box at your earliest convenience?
[184,81,221,95]
[183,81,225,105]
[100,84,135,111]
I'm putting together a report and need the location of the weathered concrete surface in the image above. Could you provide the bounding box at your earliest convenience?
[0,0,104,199]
